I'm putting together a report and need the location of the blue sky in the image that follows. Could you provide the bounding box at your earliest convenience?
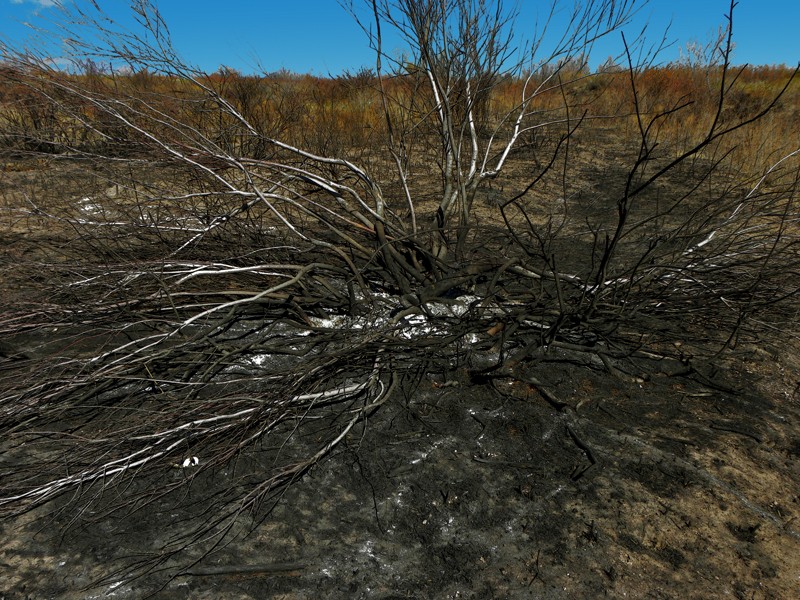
[2,1,798,74]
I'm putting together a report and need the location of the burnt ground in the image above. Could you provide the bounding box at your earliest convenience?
[1,134,799,598]
[1,343,799,599]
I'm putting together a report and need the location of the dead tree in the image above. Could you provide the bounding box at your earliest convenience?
[0,0,797,583]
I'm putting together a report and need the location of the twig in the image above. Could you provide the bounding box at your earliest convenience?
[566,424,598,480]
[182,562,306,577]
[709,422,763,443]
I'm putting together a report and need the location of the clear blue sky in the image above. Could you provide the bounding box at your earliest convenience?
[2,1,798,74]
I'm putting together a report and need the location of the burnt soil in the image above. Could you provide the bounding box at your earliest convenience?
[1,140,799,598]
[1,346,799,599]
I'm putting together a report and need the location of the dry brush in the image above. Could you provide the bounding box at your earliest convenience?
[0,0,798,581]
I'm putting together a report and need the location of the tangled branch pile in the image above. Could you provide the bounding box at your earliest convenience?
[0,0,798,576]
